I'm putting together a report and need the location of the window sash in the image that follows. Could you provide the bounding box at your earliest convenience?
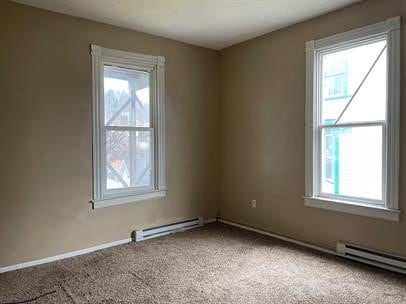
[314,37,389,204]
[103,65,152,128]
[104,126,154,131]
[313,38,389,206]
[101,64,155,197]
[319,121,385,128]
[100,127,155,197]
[315,121,386,205]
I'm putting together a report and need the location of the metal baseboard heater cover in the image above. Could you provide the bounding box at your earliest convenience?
[337,242,406,275]
[135,217,203,242]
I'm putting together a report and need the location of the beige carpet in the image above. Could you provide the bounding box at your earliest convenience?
[0,222,405,303]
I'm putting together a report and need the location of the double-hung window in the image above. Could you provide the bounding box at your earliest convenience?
[91,45,166,208]
[304,17,400,221]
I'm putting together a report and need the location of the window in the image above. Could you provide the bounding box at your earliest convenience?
[304,17,400,221]
[91,45,166,208]
[323,56,349,100]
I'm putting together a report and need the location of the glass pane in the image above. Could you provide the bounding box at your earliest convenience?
[339,48,387,124]
[104,65,150,127]
[321,126,382,201]
[321,40,387,125]
[106,130,152,190]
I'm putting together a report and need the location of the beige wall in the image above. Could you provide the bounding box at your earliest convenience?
[219,0,406,256]
[1,0,405,268]
[0,1,220,266]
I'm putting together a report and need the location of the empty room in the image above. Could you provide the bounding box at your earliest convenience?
[0,0,405,303]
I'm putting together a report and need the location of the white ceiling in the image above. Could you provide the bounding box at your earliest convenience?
[14,0,360,50]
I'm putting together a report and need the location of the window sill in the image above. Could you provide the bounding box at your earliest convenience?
[303,196,400,222]
[92,190,166,209]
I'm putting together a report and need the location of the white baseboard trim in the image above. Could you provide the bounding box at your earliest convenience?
[0,238,131,274]
[203,217,217,224]
[218,218,336,256]
[0,217,216,274]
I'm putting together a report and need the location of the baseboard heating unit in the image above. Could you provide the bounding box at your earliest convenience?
[134,217,204,242]
[337,242,406,274]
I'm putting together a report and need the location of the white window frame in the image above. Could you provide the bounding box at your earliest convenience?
[91,45,166,209]
[304,17,401,222]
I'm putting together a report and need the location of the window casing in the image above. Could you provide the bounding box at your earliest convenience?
[304,17,400,221]
[91,45,166,208]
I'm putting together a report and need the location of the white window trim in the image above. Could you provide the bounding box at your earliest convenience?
[304,17,401,221]
[91,45,166,209]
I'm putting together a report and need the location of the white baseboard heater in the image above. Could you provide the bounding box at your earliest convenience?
[337,242,406,275]
[134,217,203,242]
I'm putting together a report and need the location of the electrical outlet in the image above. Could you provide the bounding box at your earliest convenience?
[251,200,257,208]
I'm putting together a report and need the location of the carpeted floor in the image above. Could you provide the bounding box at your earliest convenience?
[0,223,405,304]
